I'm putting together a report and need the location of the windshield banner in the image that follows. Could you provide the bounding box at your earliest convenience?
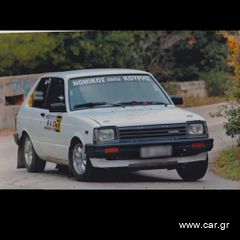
[71,75,152,87]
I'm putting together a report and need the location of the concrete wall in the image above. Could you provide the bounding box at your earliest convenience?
[0,73,44,104]
[163,80,208,98]
[0,105,20,130]
[0,73,44,130]
[176,80,207,98]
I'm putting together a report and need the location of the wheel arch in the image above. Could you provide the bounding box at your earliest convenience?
[68,136,94,181]
[19,129,31,143]
[69,136,83,158]
[69,136,82,147]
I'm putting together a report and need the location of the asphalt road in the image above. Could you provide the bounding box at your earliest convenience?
[0,103,240,189]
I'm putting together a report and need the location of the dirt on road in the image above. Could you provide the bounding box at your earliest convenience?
[0,129,14,137]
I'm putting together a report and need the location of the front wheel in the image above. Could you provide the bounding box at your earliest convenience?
[69,141,95,181]
[177,156,208,181]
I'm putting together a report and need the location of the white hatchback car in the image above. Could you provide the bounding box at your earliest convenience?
[14,68,213,181]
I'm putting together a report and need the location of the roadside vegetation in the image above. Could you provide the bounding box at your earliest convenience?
[183,96,225,108]
[212,31,240,180]
[213,146,240,180]
[0,31,230,89]
[0,31,231,108]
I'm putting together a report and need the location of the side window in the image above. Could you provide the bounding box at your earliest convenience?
[31,78,51,109]
[45,78,65,109]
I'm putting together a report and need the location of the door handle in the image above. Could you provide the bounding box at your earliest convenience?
[40,113,45,118]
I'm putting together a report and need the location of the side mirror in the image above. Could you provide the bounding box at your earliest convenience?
[49,103,66,112]
[170,96,183,105]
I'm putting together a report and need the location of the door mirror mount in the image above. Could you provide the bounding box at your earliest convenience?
[170,96,183,105]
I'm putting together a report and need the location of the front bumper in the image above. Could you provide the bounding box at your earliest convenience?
[90,152,208,169]
[85,137,213,169]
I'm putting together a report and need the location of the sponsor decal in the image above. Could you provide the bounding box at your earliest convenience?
[44,115,62,132]
[72,77,105,87]
[71,75,152,87]
[122,75,152,82]
[55,116,62,132]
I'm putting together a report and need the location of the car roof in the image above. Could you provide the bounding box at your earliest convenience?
[41,68,150,79]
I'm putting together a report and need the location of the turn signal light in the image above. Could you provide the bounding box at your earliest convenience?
[104,147,120,154]
[192,143,205,149]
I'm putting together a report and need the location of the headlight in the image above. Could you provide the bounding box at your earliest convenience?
[93,128,116,143]
[187,122,204,135]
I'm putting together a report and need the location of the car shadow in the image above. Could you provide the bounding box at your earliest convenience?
[91,170,183,183]
[43,166,184,183]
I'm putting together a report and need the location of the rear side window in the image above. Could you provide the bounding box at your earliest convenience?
[31,78,51,109]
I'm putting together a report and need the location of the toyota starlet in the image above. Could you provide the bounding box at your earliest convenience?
[14,69,214,181]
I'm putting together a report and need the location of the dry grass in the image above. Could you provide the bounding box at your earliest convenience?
[213,146,240,180]
[182,96,225,108]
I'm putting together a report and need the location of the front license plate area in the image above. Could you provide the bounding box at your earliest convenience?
[140,145,172,158]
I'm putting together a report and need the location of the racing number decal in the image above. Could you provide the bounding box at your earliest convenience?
[44,115,62,133]
[55,116,62,132]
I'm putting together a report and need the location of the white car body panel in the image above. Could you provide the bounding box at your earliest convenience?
[69,105,204,127]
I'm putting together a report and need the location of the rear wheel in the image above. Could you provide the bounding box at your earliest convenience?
[69,140,95,181]
[21,134,46,172]
[177,156,208,181]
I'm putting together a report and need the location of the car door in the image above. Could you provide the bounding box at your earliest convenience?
[23,77,51,159]
[39,77,69,162]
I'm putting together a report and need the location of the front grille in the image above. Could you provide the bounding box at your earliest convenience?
[118,123,187,140]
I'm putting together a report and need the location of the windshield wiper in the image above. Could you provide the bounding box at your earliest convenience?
[73,101,168,110]
[146,101,169,106]
[117,101,169,106]
[73,102,124,110]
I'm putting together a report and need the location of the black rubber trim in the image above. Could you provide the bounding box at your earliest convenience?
[86,137,214,160]
[13,133,20,146]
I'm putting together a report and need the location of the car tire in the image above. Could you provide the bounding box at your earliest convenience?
[69,140,95,181]
[21,134,46,172]
[176,155,208,181]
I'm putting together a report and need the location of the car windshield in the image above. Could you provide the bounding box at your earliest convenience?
[68,74,171,111]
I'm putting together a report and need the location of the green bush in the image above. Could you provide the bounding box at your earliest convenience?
[211,103,240,145]
[199,70,229,97]
[224,105,240,145]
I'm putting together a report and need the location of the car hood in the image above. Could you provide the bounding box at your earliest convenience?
[70,105,205,127]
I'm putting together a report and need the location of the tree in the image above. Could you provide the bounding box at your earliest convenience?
[139,31,229,82]
[170,31,229,81]
[224,31,240,100]
[47,31,144,71]
[0,31,229,83]
[141,31,192,81]
[0,33,57,76]
[212,31,240,145]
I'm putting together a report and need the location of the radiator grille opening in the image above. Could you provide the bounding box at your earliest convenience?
[118,123,187,140]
